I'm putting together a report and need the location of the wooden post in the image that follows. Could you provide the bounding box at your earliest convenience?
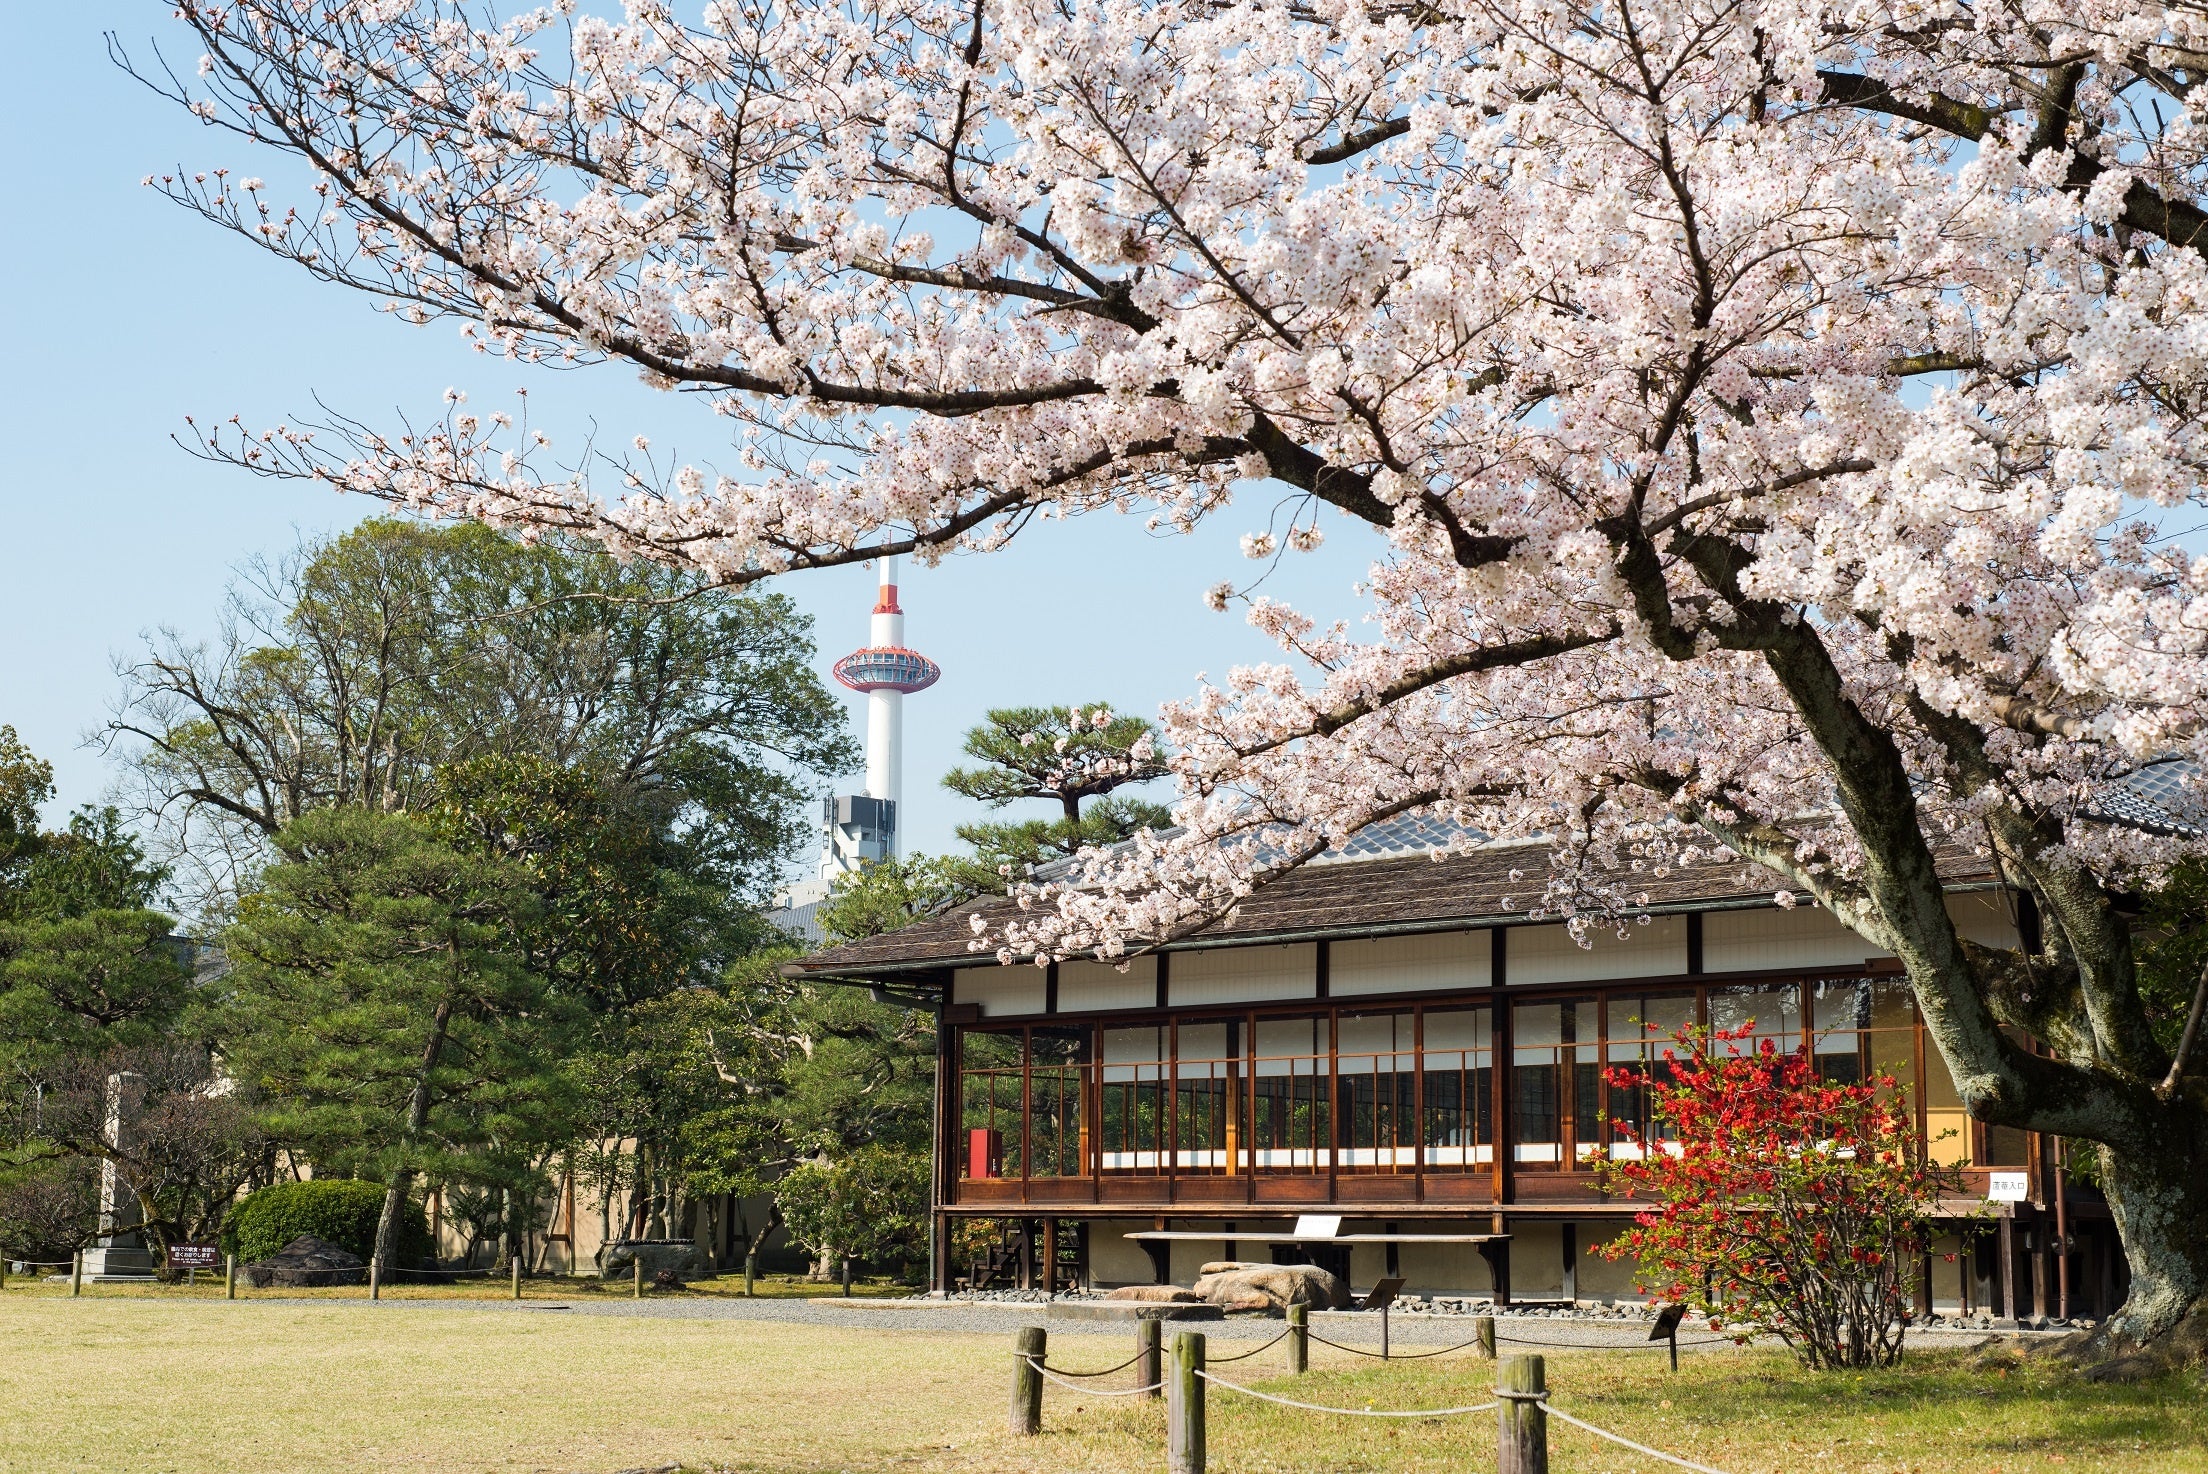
[1476,1314,1497,1360]
[1998,1214,2017,1325]
[1139,1315,1165,1396]
[1497,1354,1548,1474]
[226,1254,238,1300]
[512,1253,522,1300]
[1168,1330,1206,1474]
[633,1257,644,1299]
[2029,1223,2050,1326]
[70,1251,82,1297]
[744,1248,757,1297]
[1286,1302,1309,1374]
[1381,1302,1391,1360]
[841,1256,854,1297]
[1009,1325,1046,1436]
[369,1261,381,1300]
[2055,1143,2072,1321]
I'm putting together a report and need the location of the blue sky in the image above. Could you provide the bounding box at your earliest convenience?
[0,8,1370,870]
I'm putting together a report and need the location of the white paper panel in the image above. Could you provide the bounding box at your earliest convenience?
[1329,931,1491,997]
[1058,956,1158,1012]
[953,964,1047,1018]
[1701,907,1876,974]
[1169,943,1319,1006]
[1507,915,1687,985]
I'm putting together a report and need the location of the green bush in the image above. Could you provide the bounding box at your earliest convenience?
[223,1180,431,1265]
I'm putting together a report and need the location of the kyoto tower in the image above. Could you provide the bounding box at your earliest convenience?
[823,555,940,872]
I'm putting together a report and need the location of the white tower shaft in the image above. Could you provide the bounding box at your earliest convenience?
[866,556,903,850]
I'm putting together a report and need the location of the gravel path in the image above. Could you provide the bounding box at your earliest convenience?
[227,1293,2060,1352]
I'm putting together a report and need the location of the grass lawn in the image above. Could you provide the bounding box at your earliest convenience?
[2,1294,2203,1474]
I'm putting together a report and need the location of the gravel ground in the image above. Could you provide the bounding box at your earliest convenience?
[235,1292,2065,1352]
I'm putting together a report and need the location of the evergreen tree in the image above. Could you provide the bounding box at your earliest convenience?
[940,705,1171,891]
[221,807,578,1274]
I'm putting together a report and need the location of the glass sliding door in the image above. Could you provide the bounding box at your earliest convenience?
[1511,998,1599,1168]
[1173,1019,1244,1175]
[1337,1012,1416,1173]
[1027,1025,1091,1178]
[1100,1025,1167,1175]
[1420,1005,1493,1169]
[1251,1015,1330,1174]
[1602,991,1695,1159]
[959,1028,1025,1180]
[1709,982,1803,1060]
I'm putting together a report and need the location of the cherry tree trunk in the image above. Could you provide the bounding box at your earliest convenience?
[2092,1102,2208,1364]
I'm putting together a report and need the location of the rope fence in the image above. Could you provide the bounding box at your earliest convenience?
[1021,1357,1165,1397]
[1195,1370,1498,1419]
[1006,1320,1739,1474]
[1011,1345,1150,1378]
[1545,1398,1734,1474]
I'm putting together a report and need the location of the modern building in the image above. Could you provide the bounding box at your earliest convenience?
[787,815,2119,1323]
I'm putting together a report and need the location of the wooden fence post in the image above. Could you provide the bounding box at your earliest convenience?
[1168,1330,1206,1474]
[1009,1325,1046,1436]
[369,1261,381,1300]
[70,1251,83,1297]
[744,1249,757,1297]
[1497,1354,1548,1474]
[226,1254,238,1300]
[1287,1302,1308,1374]
[512,1253,522,1300]
[842,1256,854,1298]
[1138,1315,1164,1397]
[633,1257,644,1299]
[1476,1314,1497,1359]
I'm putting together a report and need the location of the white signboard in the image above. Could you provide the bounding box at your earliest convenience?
[1293,1214,1343,1239]
[1986,1171,2030,1203]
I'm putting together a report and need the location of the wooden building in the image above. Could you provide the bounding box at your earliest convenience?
[788,820,2118,1322]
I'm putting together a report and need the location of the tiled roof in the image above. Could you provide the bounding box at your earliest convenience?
[791,833,1998,979]
[2089,760,2207,837]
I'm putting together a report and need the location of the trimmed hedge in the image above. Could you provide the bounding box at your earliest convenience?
[224,1180,431,1266]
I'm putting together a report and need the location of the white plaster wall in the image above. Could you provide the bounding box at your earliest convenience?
[1574,1226,1644,1301]
[1948,892,2021,950]
[1168,1224,1235,1283]
[954,965,1047,1018]
[1508,1221,1567,1297]
[1508,916,1688,986]
[1058,956,1158,1012]
[1088,1219,1159,1287]
[1396,1239,1494,1297]
[1171,944,1320,1007]
[1702,906,1878,973]
[1330,931,1491,998]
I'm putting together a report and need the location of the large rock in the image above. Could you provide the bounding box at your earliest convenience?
[241,1233,366,1288]
[600,1238,712,1282]
[1103,1284,1203,1304]
[1191,1263,1349,1313]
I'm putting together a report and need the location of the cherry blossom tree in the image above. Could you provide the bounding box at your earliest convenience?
[127,0,2208,1358]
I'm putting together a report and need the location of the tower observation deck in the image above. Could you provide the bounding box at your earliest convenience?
[819,555,938,877]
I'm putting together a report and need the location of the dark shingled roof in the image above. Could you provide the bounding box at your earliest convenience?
[789,836,2000,980]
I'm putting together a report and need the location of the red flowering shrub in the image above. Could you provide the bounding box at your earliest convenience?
[1591,1024,1966,1369]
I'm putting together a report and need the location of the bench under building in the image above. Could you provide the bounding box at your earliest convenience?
[786,821,2117,1322]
